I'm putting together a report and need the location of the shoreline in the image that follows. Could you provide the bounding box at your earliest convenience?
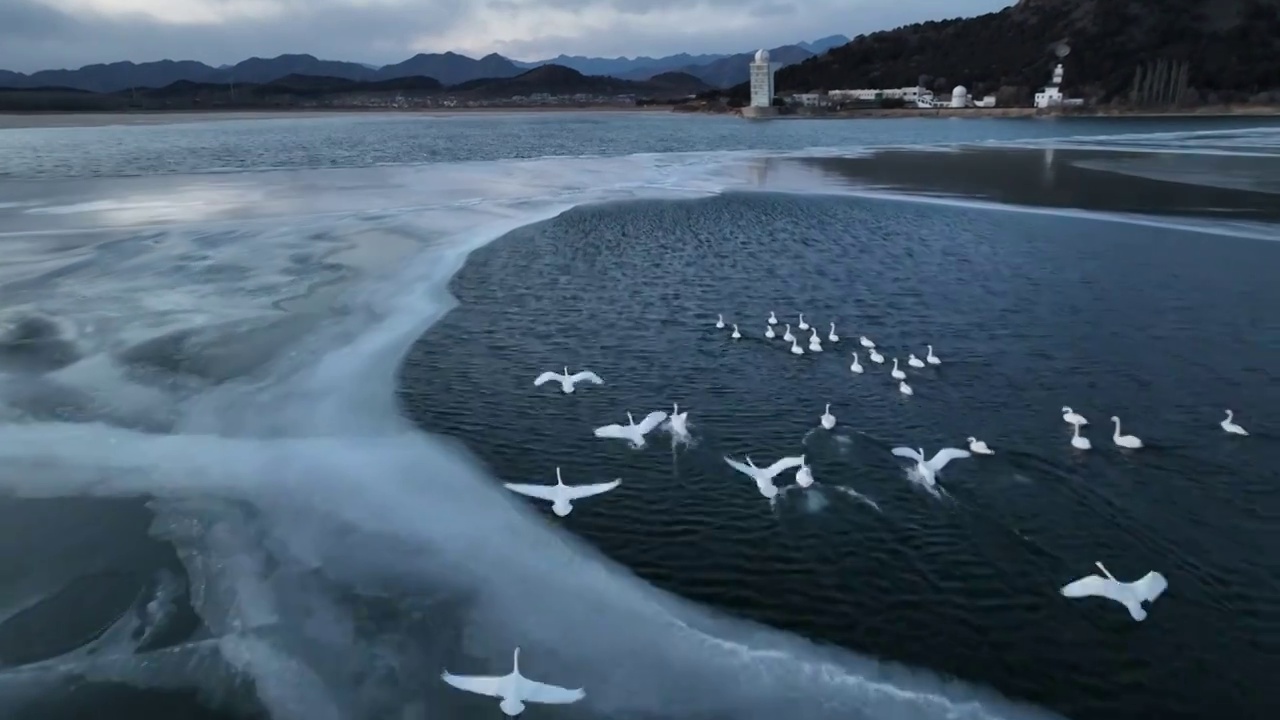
[754,104,1280,120]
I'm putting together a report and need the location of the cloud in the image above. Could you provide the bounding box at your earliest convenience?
[1,0,1013,73]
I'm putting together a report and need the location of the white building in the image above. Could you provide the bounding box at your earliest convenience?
[791,92,826,107]
[749,49,776,108]
[1034,63,1066,108]
[950,85,970,108]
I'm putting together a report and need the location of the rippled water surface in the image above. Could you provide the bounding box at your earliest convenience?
[1,112,1279,720]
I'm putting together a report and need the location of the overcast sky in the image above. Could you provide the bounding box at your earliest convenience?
[2,0,1013,73]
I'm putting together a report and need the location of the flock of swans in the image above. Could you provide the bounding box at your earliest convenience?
[439,310,1254,716]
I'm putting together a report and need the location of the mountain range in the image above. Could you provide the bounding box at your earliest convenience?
[0,36,849,95]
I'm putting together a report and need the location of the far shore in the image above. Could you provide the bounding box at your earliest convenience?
[0,104,674,129]
[757,104,1280,120]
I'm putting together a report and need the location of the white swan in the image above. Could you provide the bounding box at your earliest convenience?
[724,454,806,499]
[1221,409,1248,435]
[849,352,864,374]
[890,358,906,381]
[926,344,941,365]
[768,311,778,326]
[807,329,822,352]
[1110,416,1143,449]
[534,367,603,394]
[593,410,669,449]
[820,403,835,430]
[782,324,794,342]
[503,467,620,517]
[1059,562,1168,622]
[899,380,913,396]
[859,336,875,349]
[869,348,884,364]
[1062,406,1088,426]
[1071,422,1091,450]
[908,353,925,369]
[967,436,993,455]
[827,322,839,343]
[891,446,971,486]
[441,647,585,717]
[789,338,804,355]
[765,324,775,339]
[731,323,741,339]
[715,314,725,329]
[795,459,814,488]
[797,313,809,331]
[663,402,690,443]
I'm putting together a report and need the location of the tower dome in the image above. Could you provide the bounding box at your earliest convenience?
[950,85,969,108]
[952,85,968,97]
[754,48,770,64]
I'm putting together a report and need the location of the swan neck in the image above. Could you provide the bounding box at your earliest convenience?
[627,411,635,425]
[512,647,521,674]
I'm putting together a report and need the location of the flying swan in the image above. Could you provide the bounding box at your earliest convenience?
[1059,561,1168,622]
[504,467,620,517]
[534,367,604,394]
[593,410,669,449]
[1221,409,1248,435]
[724,454,806,499]
[441,647,585,717]
[663,402,691,444]
[891,446,971,486]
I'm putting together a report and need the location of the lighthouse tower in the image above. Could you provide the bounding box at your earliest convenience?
[748,49,775,108]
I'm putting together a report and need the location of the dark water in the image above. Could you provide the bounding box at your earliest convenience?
[399,190,1280,720]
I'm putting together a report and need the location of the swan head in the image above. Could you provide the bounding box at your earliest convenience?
[799,313,804,320]
[918,447,924,458]
[1062,406,1072,414]
[967,436,976,443]
[830,321,835,328]
[909,353,918,360]
[1225,409,1233,418]
[1110,416,1120,423]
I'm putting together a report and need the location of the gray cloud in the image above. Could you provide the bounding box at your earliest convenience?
[1,0,1013,74]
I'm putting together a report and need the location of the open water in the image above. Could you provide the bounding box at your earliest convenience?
[1,111,1278,720]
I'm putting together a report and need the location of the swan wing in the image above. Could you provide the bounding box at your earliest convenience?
[634,411,669,435]
[503,483,560,502]
[925,447,971,472]
[891,447,923,463]
[515,677,586,705]
[441,671,504,698]
[761,455,805,478]
[592,424,628,439]
[1132,571,1168,603]
[533,372,562,387]
[561,479,620,500]
[569,370,603,385]
[1059,575,1123,602]
[723,456,757,478]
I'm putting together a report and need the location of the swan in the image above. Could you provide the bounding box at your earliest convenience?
[926,345,941,365]
[441,647,585,717]
[859,336,875,349]
[1110,416,1143,449]
[1062,406,1088,426]
[899,380,913,396]
[890,358,906,381]
[593,410,669,449]
[782,324,794,343]
[908,353,925,369]
[820,403,835,430]
[1059,562,1168,622]
[724,454,807,499]
[715,314,725,329]
[503,468,620,517]
[1071,422,1091,450]
[849,352,863,374]
[967,436,993,455]
[797,313,809,331]
[891,446,971,486]
[1221,409,1248,435]
[731,323,741,339]
[765,325,775,339]
[869,348,884,364]
[663,402,690,443]
[534,367,604,394]
[768,311,778,326]
[789,338,804,355]
[828,322,839,343]
[807,329,822,352]
[795,459,814,487]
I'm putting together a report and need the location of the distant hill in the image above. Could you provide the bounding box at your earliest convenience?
[451,65,709,99]
[511,52,729,78]
[673,44,819,87]
[750,0,1280,105]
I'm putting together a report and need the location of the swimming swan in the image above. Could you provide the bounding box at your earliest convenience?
[593,410,669,449]
[899,380,913,396]
[765,324,775,339]
[731,323,741,339]
[782,324,794,343]
[869,348,884,364]
[795,459,814,487]
[724,454,806,499]
[860,336,875,349]
[849,352,864,374]
[828,322,839,342]
[890,358,906,381]
[503,468,620,517]
[1221,409,1248,435]
[820,403,835,430]
[441,647,585,717]
[1062,406,1088,426]
[908,353,925,369]
[926,345,941,365]
[807,329,823,352]
[768,311,778,326]
[967,437,993,455]
[789,338,804,355]
[891,446,971,485]
[1071,422,1091,450]
[797,313,809,331]
[534,367,603,394]
[1059,562,1168,622]
[1110,416,1143,449]
[715,314,725,329]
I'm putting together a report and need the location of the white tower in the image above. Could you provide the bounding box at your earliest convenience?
[748,49,775,108]
[950,85,969,108]
[1052,62,1064,86]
